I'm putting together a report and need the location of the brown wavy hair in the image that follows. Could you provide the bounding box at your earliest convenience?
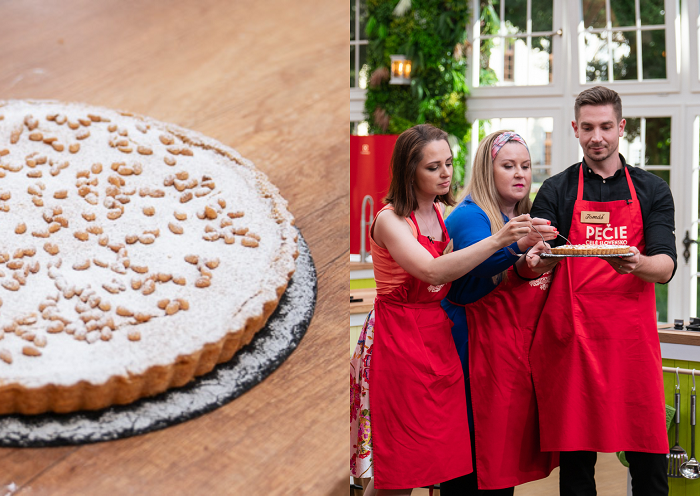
[383,124,456,217]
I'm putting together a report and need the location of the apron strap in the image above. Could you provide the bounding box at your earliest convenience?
[433,203,449,240]
[576,163,638,203]
[624,166,638,203]
[409,211,423,237]
[576,164,584,201]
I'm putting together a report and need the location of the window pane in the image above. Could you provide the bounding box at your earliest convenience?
[612,30,637,81]
[480,36,503,86]
[640,0,665,25]
[531,0,553,32]
[351,45,356,87]
[648,169,670,183]
[642,30,666,79]
[482,36,552,87]
[530,36,553,85]
[657,283,667,322]
[359,0,367,40]
[621,117,642,166]
[505,0,527,34]
[582,0,606,29]
[481,0,501,36]
[359,45,369,89]
[610,0,635,28]
[645,117,671,166]
[481,117,554,197]
[504,37,516,82]
[584,32,609,82]
[351,0,355,40]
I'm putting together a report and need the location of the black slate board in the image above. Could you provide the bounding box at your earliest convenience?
[0,229,316,447]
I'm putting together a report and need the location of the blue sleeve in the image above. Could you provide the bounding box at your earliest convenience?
[444,201,520,280]
[442,200,519,306]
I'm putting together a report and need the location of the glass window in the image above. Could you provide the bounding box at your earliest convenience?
[479,117,554,197]
[350,0,369,88]
[580,0,666,83]
[620,115,671,321]
[692,116,700,318]
[474,0,555,87]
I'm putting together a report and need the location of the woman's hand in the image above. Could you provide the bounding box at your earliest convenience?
[494,213,532,248]
[516,217,557,251]
[525,240,560,275]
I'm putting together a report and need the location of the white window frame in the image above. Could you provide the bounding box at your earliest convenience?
[351,0,368,122]
[467,0,565,98]
[569,0,680,96]
[619,105,681,321]
[466,106,568,178]
[686,0,700,92]
[681,105,700,319]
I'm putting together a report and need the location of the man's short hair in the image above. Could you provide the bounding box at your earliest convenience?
[574,86,622,123]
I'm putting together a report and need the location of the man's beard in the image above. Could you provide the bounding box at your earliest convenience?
[586,144,617,163]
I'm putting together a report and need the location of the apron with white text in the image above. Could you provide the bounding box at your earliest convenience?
[530,165,668,453]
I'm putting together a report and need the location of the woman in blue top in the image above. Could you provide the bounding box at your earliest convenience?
[440,131,560,495]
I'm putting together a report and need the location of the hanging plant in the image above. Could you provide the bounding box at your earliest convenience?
[364,0,471,192]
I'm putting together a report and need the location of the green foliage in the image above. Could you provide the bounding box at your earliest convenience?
[364,0,471,190]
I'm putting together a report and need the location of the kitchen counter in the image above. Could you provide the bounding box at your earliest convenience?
[0,1,348,494]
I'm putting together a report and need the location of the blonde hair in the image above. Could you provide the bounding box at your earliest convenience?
[462,130,532,282]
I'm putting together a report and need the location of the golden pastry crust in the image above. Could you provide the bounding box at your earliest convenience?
[0,100,298,415]
[550,244,630,256]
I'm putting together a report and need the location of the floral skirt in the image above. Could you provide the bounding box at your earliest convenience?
[350,309,374,479]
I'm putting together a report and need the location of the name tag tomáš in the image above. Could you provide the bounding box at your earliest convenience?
[580,211,610,224]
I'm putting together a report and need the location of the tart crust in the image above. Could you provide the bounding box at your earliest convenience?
[0,100,298,415]
[549,244,630,256]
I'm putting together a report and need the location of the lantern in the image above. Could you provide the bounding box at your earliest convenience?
[389,55,412,84]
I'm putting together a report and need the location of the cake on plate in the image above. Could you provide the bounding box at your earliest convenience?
[0,100,298,414]
[549,244,630,255]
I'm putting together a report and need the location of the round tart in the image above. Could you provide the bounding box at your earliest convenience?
[0,100,297,414]
[550,244,629,255]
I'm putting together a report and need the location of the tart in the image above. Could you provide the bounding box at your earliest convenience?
[0,100,298,415]
[550,244,630,255]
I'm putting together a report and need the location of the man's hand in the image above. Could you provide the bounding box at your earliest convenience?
[603,247,674,283]
[604,246,640,275]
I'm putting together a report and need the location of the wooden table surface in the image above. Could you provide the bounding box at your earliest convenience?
[0,1,348,494]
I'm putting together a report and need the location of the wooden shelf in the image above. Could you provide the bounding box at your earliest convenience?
[657,325,700,346]
[350,287,376,315]
[350,261,374,271]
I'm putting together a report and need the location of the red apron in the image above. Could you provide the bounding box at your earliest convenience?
[452,267,558,489]
[530,165,668,453]
[371,205,472,489]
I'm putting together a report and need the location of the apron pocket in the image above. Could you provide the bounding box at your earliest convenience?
[572,291,642,340]
[415,312,461,376]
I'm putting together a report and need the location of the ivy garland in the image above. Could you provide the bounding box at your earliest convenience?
[364,0,470,189]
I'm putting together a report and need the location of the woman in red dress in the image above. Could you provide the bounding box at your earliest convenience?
[351,124,537,495]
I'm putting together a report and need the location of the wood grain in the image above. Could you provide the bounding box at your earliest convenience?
[658,328,700,346]
[0,0,348,494]
[350,287,377,315]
